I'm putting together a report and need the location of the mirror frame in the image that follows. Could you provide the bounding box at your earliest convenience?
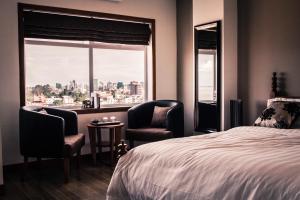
[194,20,222,132]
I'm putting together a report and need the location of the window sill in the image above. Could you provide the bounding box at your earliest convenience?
[73,106,131,114]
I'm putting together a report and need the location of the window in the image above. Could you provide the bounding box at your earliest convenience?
[24,39,148,108]
[19,4,156,110]
[25,41,89,108]
[197,49,216,102]
[93,47,146,106]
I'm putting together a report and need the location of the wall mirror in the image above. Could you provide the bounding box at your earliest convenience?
[194,21,221,133]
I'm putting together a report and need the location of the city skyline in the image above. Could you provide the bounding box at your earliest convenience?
[26,79,145,107]
[26,80,144,88]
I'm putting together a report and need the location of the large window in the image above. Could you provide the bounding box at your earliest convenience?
[25,39,147,108]
[197,50,216,102]
[19,4,155,110]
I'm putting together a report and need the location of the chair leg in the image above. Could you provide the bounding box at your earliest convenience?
[109,128,115,166]
[76,150,81,169]
[76,150,82,180]
[129,139,134,149]
[21,156,28,182]
[64,157,70,183]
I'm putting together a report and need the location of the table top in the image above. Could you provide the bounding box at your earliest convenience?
[87,122,124,128]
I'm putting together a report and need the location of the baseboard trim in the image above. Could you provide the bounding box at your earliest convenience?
[3,153,110,172]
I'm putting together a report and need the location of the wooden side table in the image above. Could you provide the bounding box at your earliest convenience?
[87,123,124,166]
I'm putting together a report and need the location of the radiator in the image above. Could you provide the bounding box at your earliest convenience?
[230,99,243,128]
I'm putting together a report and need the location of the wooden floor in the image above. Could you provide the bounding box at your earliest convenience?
[1,157,114,200]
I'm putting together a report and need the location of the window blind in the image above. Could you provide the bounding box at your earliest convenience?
[196,30,217,50]
[23,11,151,45]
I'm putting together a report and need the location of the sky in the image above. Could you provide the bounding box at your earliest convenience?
[25,44,145,87]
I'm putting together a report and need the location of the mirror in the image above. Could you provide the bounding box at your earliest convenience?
[194,21,221,133]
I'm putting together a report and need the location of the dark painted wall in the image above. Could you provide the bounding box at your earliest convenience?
[238,0,300,124]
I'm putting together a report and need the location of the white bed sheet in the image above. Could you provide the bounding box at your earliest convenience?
[107,126,300,200]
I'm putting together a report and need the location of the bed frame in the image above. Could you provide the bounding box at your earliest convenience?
[271,72,300,99]
[270,72,278,98]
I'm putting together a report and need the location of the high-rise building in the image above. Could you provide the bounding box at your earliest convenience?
[99,81,104,91]
[128,81,139,95]
[93,79,99,91]
[107,81,113,90]
[117,81,124,89]
[68,80,77,90]
[56,83,62,89]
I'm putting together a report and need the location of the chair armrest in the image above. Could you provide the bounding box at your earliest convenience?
[128,101,156,128]
[19,109,65,157]
[45,108,78,135]
[166,103,184,137]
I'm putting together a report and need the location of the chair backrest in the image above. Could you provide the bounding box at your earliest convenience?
[155,100,180,107]
[44,107,78,136]
[19,106,65,158]
[128,100,184,137]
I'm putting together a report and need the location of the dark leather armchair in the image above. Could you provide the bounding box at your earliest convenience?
[126,100,184,148]
[19,106,85,183]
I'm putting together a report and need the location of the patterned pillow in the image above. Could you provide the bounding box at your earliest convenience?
[254,101,300,129]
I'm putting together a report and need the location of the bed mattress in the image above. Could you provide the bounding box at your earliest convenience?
[107,126,300,200]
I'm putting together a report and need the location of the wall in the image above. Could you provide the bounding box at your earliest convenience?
[223,0,238,130]
[177,0,237,134]
[193,0,223,26]
[238,0,300,124]
[0,127,3,186]
[0,0,177,165]
[193,0,224,130]
[177,0,194,135]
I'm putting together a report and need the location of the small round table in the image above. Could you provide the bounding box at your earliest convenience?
[87,123,124,166]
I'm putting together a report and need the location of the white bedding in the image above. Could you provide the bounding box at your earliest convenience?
[107,126,300,200]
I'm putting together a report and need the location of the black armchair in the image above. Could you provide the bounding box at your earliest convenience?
[19,106,85,183]
[126,100,184,148]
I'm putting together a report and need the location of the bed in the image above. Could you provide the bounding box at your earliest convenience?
[107,98,300,200]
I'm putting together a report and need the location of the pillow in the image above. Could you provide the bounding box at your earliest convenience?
[38,109,48,115]
[254,101,300,129]
[151,106,171,128]
[268,98,300,129]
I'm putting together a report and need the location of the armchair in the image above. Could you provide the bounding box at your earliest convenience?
[19,106,85,183]
[126,100,184,148]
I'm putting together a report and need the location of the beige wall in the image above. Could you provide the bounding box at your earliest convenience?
[193,0,224,130]
[177,0,194,135]
[0,0,177,165]
[193,0,223,26]
[193,0,238,131]
[223,0,238,130]
[0,127,3,185]
[177,0,237,133]
[238,0,300,125]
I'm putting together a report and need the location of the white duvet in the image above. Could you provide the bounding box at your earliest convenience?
[107,126,300,200]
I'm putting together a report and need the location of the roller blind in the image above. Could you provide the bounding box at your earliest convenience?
[196,30,217,50]
[23,11,151,45]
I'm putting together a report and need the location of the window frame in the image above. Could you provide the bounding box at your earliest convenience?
[18,3,156,113]
[25,39,148,107]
